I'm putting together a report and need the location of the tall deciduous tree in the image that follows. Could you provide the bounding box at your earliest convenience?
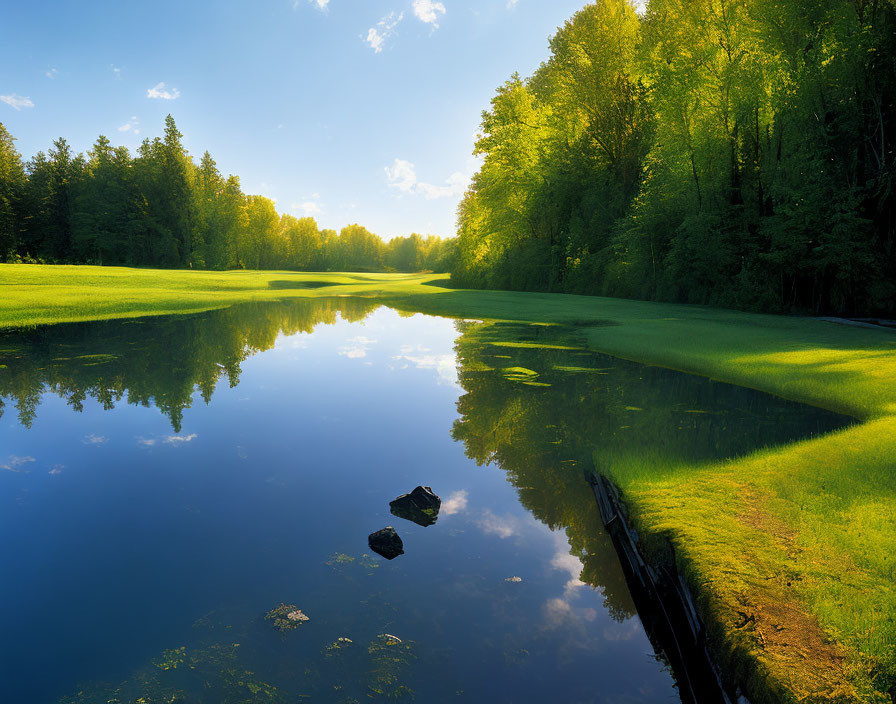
[0,123,26,258]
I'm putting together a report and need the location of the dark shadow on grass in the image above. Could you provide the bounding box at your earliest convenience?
[267,280,342,290]
[419,277,461,289]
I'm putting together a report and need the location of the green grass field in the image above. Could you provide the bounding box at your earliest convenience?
[2,263,894,702]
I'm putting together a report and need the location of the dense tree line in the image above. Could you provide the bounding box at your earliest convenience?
[0,116,453,273]
[454,0,896,315]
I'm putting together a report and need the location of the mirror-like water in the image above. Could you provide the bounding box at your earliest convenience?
[0,300,852,703]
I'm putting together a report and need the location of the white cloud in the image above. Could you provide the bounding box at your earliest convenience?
[111,64,122,79]
[551,549,586,593]
[147,82,180,100]
[339,335,377,359]
[366,28,386,53]
[507,0,519,8]
[291,193,322,216]
[118,116,140,135]
[385,158,418,192]
[385,158,468,200]
[83,434,109,445]
[137,433,198,448]
[545,597,574,619]
[1,455,35,473]
[477,509,519,539]
[442,490,468,515]
[294,201,321,216]
[45,68,59,79]
[165,433,198,445]
[366,12,403,53]
[49,465,66,475]
[0,94,34,111]
[393,351,458,385]
[413,0,446,26]
[417,172,468,199]
[306,0,329,9]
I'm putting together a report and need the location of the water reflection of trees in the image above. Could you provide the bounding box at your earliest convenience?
[449,321,851,621]
[0,306,856,702]
[0,297,379,431]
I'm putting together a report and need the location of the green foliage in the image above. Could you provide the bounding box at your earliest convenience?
[0,123,26,259]
[455,0,896,315]
[365,635,416,701]
[0,117,452,273]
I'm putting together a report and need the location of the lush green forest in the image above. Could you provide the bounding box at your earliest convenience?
[0,117,453,273]
[453,0,896,315]
[4,0,895,315]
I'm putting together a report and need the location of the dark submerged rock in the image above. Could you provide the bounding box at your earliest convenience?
[389,486,442,527]
[368,527,404,560]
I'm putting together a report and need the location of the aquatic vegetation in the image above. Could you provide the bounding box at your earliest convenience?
[366,635,416,702]
[325,637,355,656]
[58,674,187,704]
[451,319,896,701]
[218,669,281,703]
[501,366,538,382]
[358,555,380,573]
[152,646,186,671]
[551,365,609,374]
[326,553,356,566]
[60,642,286,704]
[326,551,380,577]
[264,604,310,632]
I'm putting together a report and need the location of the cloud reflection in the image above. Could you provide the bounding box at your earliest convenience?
[476,509,520,539]
[392,348,458,386]
[83,434,108,445]
[442,490,469,515]
[1,455,35,473]
[137,433,198,448]
[339,336,377,359]
[542,535,591,627]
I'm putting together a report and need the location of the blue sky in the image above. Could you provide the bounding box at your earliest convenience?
[1,0,592,239]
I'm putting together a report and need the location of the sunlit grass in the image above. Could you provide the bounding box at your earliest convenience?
[601,420,896,702]
[2,262,895,701]
[0,264,443,328]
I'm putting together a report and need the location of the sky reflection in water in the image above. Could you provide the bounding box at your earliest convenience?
[0,301,851,703]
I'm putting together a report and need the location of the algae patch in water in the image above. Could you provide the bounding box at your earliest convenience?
[265,604,310,632]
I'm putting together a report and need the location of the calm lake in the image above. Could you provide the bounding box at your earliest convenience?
[0,299,852,703]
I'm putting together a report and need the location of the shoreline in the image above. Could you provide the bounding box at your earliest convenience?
[2,263,894,702]
[588,466,737,704]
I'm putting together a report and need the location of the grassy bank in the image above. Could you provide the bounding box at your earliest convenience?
[2,263,894,702]
[0,264,445,328]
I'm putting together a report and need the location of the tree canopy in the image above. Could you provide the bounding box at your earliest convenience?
[453,0,896,315]
[0,116,453,274]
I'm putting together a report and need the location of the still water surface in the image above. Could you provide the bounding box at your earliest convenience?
[0,300,851,703]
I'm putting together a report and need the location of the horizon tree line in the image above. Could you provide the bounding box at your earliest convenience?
[0,115,453,273]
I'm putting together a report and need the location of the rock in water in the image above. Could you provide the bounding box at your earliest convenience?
[368,527,404,560]
[389,486,442,527]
